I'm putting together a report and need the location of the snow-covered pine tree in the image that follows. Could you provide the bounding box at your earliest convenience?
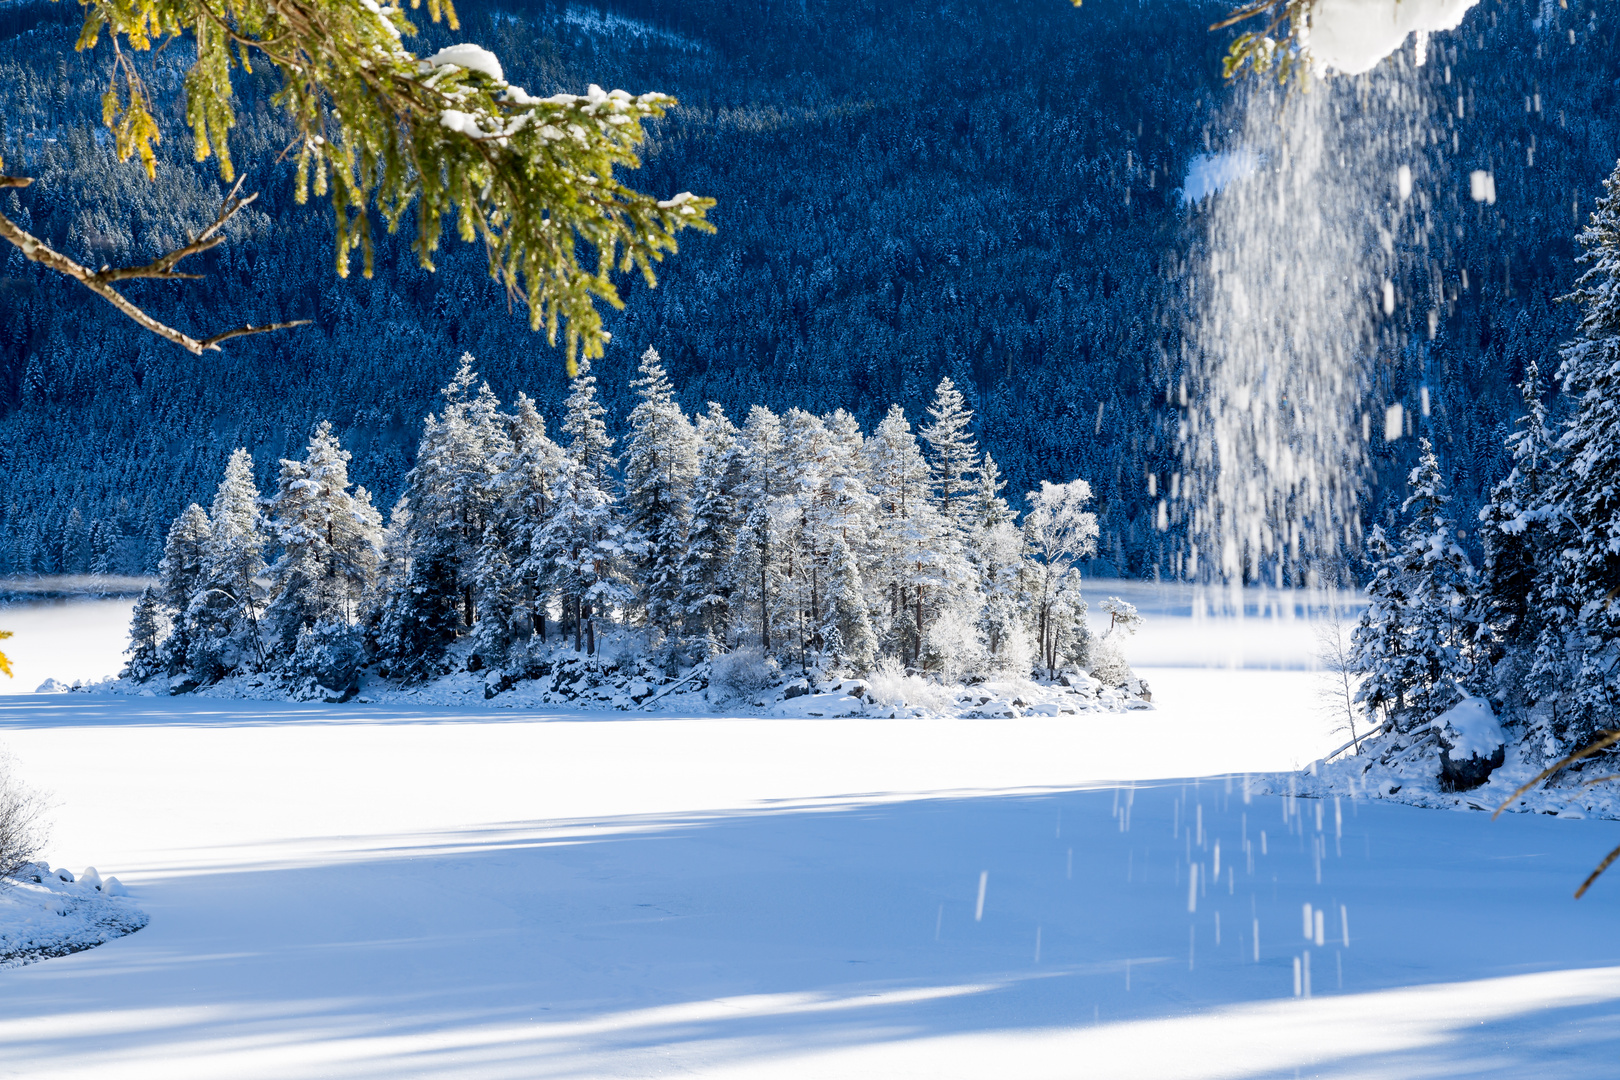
[1351,439,1485,729]
[727,405,787,653]
[491,393,568,646]
[560,355,615,485]
[1020,479,1100,677]
[154,503,212,676]
[681,402,742,646]
[187,448,269,680]
[1349,525,1411,724]
[824,532,877,672]
[920,376,981,533]
[1478,359,1556,650]
[865,404,961,666]
[122,586,170,682]
[375,358,508,676]
[263,422,383,659]
[622,347,698,646]
[1527,157,1620,752]
[538,357,629,654]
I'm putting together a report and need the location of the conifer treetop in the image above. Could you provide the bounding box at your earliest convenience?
[1566,160,1620,343]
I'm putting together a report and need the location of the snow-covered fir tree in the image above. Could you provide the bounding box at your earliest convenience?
[1477,359,1556,650]
[1349,440,1485,729]
[129,349,1132,695]
[681,402,743,647]
[919,376,981,535]
[155,503,212,676]
[486,393,568,651]
[728,405,787,653]
[122,586,170,682]
[188,449,269,679]
[376,360,509,678]
[622,347,698,647]
[263,423,382,659]
[540,357,631,655]
[1524,159,1620,753]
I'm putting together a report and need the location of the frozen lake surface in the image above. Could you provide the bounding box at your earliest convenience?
[0,592,1616,1078]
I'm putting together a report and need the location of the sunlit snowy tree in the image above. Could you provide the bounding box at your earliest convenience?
[622,347,698,646]
[188,448,269,678]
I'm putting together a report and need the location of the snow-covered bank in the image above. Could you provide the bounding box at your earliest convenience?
[0,863,146,968]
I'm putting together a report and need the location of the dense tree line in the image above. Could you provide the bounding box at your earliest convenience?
[126,352,1126,690]
[0,0,1616,581]
[1351,157,1620,768]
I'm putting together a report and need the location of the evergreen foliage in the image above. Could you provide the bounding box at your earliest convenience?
[4,0,1607,579]
[1350,440,1486,731]
[129,351,1128,691]
[2,0,712,361]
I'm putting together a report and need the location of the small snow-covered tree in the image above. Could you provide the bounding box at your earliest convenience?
[1478,359,1557,649]
[1022,479,1100,677]
[1351,440,1485,729]
[682,402,743,644]
[155,503,212,675]
[920,376,981,533]
[1100,597,1144,638]
[263,422,383,658]
[122,586,171,682]
[538,357,629,654]
[1349,525,1413,724]
[188,448,269,679]
[622,346,698,644]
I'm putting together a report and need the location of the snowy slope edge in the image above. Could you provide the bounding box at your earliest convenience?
[1,863,148,968]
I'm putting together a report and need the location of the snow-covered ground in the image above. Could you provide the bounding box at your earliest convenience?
[2,589,1618,1077]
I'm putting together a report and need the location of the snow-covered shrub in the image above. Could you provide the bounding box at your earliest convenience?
[863,656,957,714]
[924,602,987,685]
[1087,636,1132,689]
[290,621,366,691]
[988,617,1036,679]
[708,647,780,703]
[0,751,47,882]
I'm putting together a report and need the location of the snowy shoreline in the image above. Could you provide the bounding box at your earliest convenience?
[0,863,147,969]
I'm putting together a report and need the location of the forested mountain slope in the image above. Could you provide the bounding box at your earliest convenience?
[0,0,1615,576]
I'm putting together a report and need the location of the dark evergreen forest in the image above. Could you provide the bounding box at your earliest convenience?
[0,0,1616,578]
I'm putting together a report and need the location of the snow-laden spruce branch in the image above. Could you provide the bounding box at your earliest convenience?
[1,0,712,361]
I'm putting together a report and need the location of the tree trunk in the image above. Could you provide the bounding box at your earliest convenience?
[761,563,770,651]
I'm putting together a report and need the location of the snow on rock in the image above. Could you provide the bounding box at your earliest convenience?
[2,862,148,968]
[1432,696,1504,760]
[1306,0,1480,76]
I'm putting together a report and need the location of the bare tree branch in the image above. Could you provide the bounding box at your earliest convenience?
[0,174,310,355]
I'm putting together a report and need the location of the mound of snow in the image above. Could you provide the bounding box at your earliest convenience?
[1431,696,1504,760]
[1307,0,1479,76]
[2,862,148,968]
